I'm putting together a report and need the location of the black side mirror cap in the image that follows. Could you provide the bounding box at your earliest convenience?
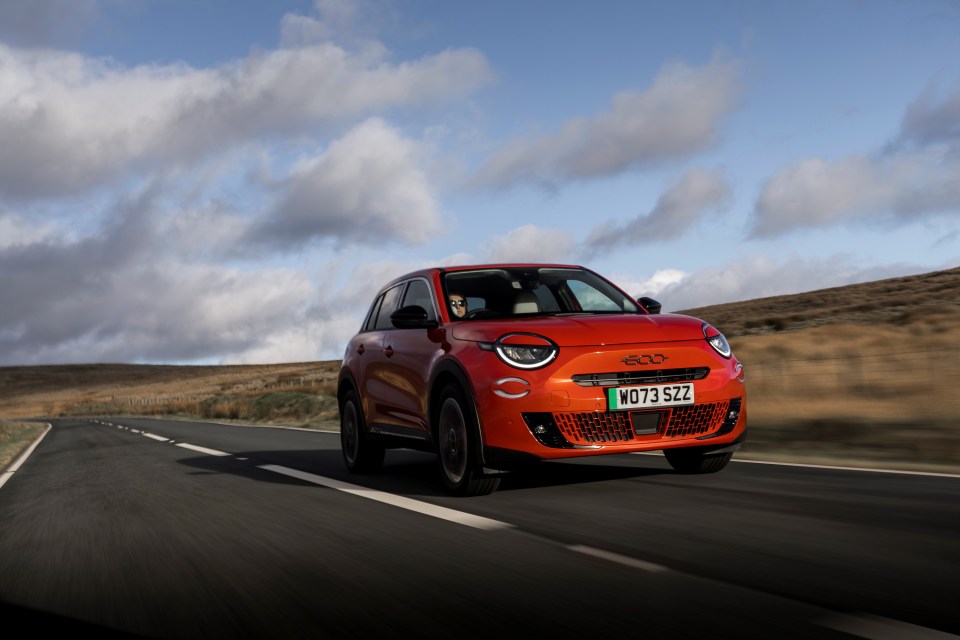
[391,305,439,329]
[637,296,662,314]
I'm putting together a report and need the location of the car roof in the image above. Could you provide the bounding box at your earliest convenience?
[440,262,584,273]
[378,263,588,292]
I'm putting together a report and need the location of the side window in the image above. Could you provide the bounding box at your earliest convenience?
[363,295,384,332]
[400,279,437,322]
[373,284,404,330]
[567,279,621,311]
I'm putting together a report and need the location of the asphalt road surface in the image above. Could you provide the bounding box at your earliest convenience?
[1,417,957,639]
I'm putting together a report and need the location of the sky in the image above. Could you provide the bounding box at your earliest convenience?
[0,0,958,366]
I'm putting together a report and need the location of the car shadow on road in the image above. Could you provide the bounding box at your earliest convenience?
[175,448,677,496]
[495,457,674,491]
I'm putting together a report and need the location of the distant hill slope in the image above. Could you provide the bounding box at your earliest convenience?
[0,361,340,402]
[678,265,960,338]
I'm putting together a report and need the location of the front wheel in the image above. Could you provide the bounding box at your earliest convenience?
[436,385,500,496]
[664,447,732,474]
[340,389,384,473]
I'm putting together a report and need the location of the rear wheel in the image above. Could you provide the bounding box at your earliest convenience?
[436,384,500,496]
[664,447,733,474]
[340,389,384,473]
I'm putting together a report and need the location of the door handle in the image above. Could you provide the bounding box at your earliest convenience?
[356,344,365,355]
[384,345,394,357]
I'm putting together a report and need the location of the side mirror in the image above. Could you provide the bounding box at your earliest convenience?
[637,296,662,315]
[391,305,439,329]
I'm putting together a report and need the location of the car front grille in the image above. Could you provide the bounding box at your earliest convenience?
[571,368,710,387]
[550,401,729,446]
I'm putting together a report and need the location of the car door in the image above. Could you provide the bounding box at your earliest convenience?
[355,282,404,428]
[376,277,444,435]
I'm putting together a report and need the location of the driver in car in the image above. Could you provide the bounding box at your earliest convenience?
[448,293,467,319]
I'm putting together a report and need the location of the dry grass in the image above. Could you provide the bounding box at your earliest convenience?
[681,265,960,471]
[1,265,958,473]
[0,421,47,470]
[682,266,960,427]
[0,361,343,428]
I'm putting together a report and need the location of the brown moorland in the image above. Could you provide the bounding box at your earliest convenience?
[2,265,958,473]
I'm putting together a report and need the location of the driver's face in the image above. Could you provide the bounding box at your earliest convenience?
[449,296,466,318]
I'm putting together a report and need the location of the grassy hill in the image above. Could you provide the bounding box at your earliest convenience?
[2,265,959,473]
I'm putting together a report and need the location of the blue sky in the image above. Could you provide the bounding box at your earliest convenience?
[0,0,957,365]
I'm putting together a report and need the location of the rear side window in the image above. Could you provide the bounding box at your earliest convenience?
[363,295,384,331]
[369,284,404,331]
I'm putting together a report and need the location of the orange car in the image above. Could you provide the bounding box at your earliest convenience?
[338,264,746,496]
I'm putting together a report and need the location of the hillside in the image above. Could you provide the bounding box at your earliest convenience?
[2,265,959,473]
[678,265,960,338]
[0,361,342,429]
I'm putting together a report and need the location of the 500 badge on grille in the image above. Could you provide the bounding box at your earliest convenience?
[607,383,694,410]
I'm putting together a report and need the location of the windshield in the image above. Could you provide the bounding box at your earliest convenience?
[441,267,640,320]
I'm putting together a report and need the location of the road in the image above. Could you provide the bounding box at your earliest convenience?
[1,417,957,639]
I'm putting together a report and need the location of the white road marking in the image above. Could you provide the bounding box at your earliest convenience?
[175,442,231,457]
[568,544,670,573]
[819,613,960,639]
[730,458,960,478]
[258,464,512,531]
[0,423,52,490]
[631,452,959,478]
[141,433,169,442]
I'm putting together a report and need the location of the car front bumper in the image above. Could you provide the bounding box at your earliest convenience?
[459,339,748,465]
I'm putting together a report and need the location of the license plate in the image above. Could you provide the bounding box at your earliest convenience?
[607,383,694,410]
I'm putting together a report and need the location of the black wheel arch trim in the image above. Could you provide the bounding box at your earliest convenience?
[428,358,488,466]
[337,370,360,407]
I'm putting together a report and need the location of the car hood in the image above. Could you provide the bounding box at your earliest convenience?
[450,313,708,347]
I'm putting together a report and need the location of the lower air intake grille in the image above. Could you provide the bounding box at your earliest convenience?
[551,401,728,445]
[663,403,728,438]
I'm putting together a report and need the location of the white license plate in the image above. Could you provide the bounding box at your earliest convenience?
[607,383,694,410]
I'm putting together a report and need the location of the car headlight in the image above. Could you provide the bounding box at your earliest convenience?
[702,322,732,358]
[484,333,558,369]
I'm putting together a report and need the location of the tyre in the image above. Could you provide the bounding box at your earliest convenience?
[436,384,500,496]
[340,389,384,473]
[664,447,733,474]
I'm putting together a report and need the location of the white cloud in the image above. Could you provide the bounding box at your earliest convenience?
[0,212,59,249]
[750,152,960,237]
[280,0,381,50]
[897,76,960,147]
[751,75,960,237]
[471,55,741,190]
[584,167,731,254]
[222,315,355,365]
[751,156,895,236]
[0,0,98,48]
[0,41,493,199]
[156,201,249,258]
[608,268,689,301]
[324,258,438,310]
[481,224,577,263]
[0,234,317,364]
[631,255,930,313]
[247,118,442,249]
[0,201,319,365]
[0,213,451,364]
